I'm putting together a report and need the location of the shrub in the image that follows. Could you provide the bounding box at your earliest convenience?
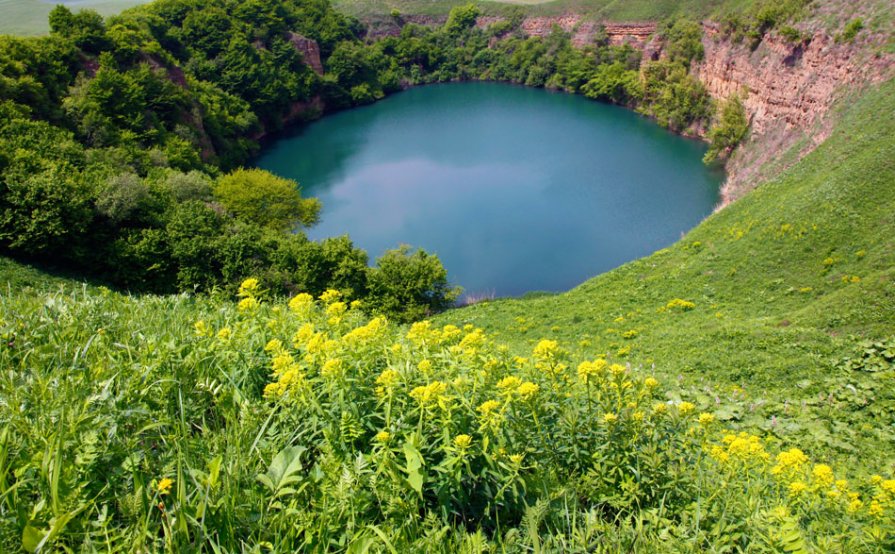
[366,245,461,323]
[704,94,750,163]
[213,168,320,232]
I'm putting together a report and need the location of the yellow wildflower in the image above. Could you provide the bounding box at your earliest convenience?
[513,356,529,368]
[517,382,540,399]
[603,412,618,424]
[678,401,695,415]
[881,479,895,496]
[319,289,340,303]
[847,498,864,513]
[576,359,606,383]
[265,338,284,353]
[453,434,473,449]
[497,376,522,393]
[509,454,524,465]
[653,402,668,414]
[608,363,626,377]
[342,317,387,345]
[459,328,486,354]
[288,293,314,314]
[533,339,560,360]
[321,358,343,378]
[418,359,432,373]
[194,320,213,337]
[477,400,500,416]
[237,278,259,298]
[666,298,696,311]
[375,431,391,443]
[376,369,399,388]
[156,477,174,496]
[263,382,280,398]
[325,301,347,318]
[697,413,715,425]
[788,481,808,496]
[869,501,884,517]
[216,327,231,341]
[812,464,834,488]
[409,381,448,407]
[644,377,659,389]
[237,297,259,312]
[440,324,462,342]
[772,448,808,476]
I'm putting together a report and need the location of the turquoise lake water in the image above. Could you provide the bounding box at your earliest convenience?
[257,82,723,299]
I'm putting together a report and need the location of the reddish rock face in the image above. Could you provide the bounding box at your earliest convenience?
[476,16,656,49]
[288,32,324,75]
[694,23,893,204]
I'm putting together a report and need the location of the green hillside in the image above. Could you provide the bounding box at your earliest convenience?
[1,72,893,554]
[1,0,894,549]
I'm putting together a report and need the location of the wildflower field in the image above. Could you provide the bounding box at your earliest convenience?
[0,270,893,552]
[1,2,893,551]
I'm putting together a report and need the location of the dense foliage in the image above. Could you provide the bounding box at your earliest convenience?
[0,0,724,317]
[1,277,892,551]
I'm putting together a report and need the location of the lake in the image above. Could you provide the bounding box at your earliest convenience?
[256,82,723,299]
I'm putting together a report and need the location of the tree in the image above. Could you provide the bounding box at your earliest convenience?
[444,4,480,36]
[365,245,460,323]
[213,168,320,231]
[48,5,110,54]
[704,95,749,163]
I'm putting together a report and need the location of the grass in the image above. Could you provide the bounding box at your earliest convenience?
[1,271,893,550]
[334,0,788,21]
[0,0,144,36]
[435,76,895,471]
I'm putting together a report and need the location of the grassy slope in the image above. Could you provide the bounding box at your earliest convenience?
[0,0,781,36]
[0,0,144,36]
[333,0,737,19]
[436,77,895,469]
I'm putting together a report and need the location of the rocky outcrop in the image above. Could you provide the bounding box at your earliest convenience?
[694,22,894,204]
[604,22,657,49]
[475,16,656,48]
[288,32,324,75]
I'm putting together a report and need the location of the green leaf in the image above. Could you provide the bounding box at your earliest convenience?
[258,445,306,496]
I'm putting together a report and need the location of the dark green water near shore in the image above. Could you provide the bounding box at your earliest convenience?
[257,82,723,299]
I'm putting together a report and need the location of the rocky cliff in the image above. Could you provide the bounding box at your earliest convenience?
[288,32,324,75]
[693,23,893,204]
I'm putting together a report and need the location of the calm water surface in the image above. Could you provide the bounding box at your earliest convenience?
[257,82,723,298]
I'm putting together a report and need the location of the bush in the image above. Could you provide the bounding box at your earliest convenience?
[366,245,461,323]
[837,19,864,43]
[213,168,320,232]
[704,95,750,163]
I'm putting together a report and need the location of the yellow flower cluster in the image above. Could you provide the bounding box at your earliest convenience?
[710,432,769,465]
[771,448,809,477]
[237,278,259,298]
[453,434,473,449]
[342,316,387,346]
[577,359,607,384]
[406,321,462,346]
[517,381,539,400]
[288,293,314,315]
[665,298,696,311]
[410,381,448,407]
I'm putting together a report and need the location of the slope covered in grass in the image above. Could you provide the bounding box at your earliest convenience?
[436,77,895,469]
[2,272,895,551]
